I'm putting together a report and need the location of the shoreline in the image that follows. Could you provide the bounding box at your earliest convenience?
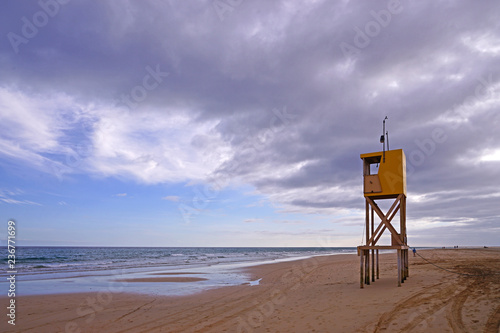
[0,250,359,297]
[1,248,499,332]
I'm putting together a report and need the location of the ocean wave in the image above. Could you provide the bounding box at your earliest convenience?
[2,247,357,278]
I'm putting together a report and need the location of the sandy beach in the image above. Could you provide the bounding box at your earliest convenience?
[1,248,499,333]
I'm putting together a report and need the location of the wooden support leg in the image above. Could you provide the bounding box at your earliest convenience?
[406,250,409,278]
[366,250,370,285]
[371,249,375,282]
[401,249,404,283]
[403,250,406,283]
[371,207,374,283]
[402,250,405,281]
[405,250,408,279]
[363,251,366,285]
[364,250,367,285]
[397,250,401,287]
[403,250,407,280]
[376,249,379,279]
[402,250,406,282]
[360,250,364,289]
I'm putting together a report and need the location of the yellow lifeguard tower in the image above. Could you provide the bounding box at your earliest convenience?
[358,118,409,288]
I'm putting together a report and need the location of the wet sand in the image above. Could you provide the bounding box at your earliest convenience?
[115,277,208,283]
[1,248,499,332]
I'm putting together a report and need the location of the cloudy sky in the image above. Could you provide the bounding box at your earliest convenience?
[1,0,499,247]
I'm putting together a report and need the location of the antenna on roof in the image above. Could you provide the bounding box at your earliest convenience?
[380,116,388,162]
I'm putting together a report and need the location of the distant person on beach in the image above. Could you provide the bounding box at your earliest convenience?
[412,248,416,257]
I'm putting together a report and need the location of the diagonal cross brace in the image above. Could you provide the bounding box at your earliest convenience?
[368,219,385,246]
[366,194,404,246]
[373,203,400,245]
[366,195,401,245]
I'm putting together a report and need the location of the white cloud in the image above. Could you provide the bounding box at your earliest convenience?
[0,188,41,206]
[244,218,264,223]
[0,87,234,184]
[480,149,500,162]
[0,87,62,152]
[462,32,500,55]
[88,107,232,184]
[0,87,94,177]
[162,195,180,202]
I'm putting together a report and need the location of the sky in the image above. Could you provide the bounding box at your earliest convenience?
[0,0,499,247]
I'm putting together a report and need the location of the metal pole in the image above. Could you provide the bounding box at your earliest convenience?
[382,116,387,163]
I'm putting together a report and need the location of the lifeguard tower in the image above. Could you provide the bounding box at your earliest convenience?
[358,118,409,288]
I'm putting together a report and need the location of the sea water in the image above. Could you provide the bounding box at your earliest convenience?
[0,247,356,296]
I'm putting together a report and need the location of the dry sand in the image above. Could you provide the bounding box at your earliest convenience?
[1,248,499,333]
